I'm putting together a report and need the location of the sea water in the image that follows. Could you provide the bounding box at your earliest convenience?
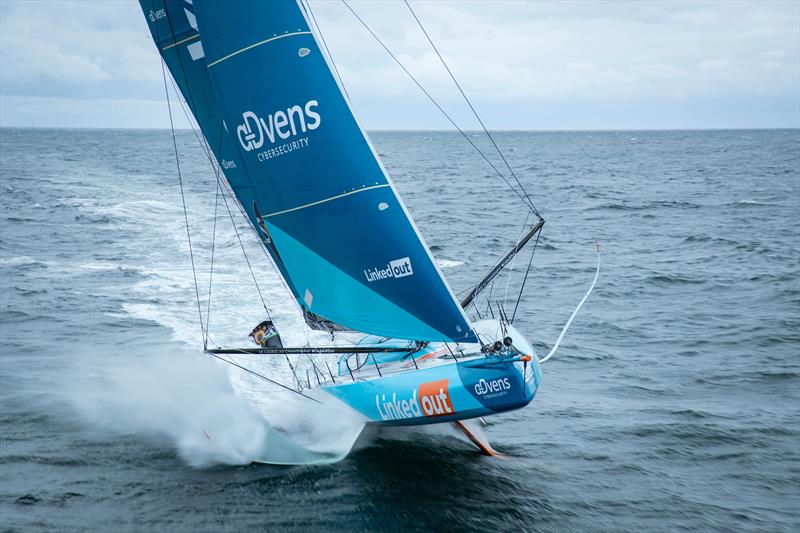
[1,128,798,531]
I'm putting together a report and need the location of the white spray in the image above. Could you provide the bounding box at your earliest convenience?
[66,348,366,467]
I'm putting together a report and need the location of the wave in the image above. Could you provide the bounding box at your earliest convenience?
[436,259,463,269]
[77,261,148,278]
[584,200,703,212]
[0,256,47,268]
[682,235,738,246]
[647,273,705,285]
[0,309,37,323]
[727,198,777,207]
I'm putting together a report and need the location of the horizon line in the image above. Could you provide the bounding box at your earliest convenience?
[1,126,798,133]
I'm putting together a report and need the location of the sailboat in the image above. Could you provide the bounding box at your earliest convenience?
[140,0,597,456]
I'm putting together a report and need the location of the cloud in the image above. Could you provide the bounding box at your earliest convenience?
[0,0,797,129]
[0,0,161,100]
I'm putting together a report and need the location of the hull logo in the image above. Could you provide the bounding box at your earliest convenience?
[375,379,455,421]
[474,377,512,399]
[418,379,454,417]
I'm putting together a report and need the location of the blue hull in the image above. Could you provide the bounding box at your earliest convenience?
[322,352,541,426]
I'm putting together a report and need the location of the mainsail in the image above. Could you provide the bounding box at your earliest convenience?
[143,0,476,343]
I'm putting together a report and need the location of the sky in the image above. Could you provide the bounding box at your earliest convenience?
[0,0,798,130]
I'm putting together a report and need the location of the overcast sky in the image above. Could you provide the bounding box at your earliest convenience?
[0,0,798,130]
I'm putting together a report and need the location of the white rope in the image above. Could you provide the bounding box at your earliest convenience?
[539,241,601,364]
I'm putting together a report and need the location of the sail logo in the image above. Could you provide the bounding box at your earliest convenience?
[474,377,511,398]
[375,379,455,421]
[149,8,166,22]
[236,101,321,152]
[364,257,413,283]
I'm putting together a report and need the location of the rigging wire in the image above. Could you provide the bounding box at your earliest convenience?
[511,228,542,323]
[206,350,321,403]
[158,2,276,328]
[339,0,545,319]
[341,0,535,213]
[409,0,550,314]
[165,74,272,321]
[153,4,319,398]
[204,173,221,347]
[403,0,541,220]
[502,210,531,310]
[159,56,206,343]
[203,123,226,346]
[304,0,351,101]
[217,166,273,321]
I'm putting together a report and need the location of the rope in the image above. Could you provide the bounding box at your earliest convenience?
[153,2,304,400]
[159,56,206,343]
[503,211,531,309]
[203,123,226,346]
[539,242,601,364]
[164,74,272,320]
[339,0,545,316]
[218,180,272,320]
[341,0,534,213]
[403,0,541,219]
[158,1,274,325]
[204,174,221,348]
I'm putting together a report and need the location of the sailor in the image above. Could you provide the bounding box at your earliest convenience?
[249,320,283,349]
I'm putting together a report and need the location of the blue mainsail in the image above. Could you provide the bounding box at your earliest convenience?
[145,0,476,343]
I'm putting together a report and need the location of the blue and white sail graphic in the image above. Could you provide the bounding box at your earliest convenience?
[192,0,475,342]
[139,0,306,309]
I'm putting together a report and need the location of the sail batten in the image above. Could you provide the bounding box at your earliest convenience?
[264,184,391,219]
[206,31,312,68]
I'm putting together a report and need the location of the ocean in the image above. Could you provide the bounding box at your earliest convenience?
[0,128,798,531]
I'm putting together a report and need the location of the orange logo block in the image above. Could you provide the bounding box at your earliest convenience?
[419,379,455,417]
